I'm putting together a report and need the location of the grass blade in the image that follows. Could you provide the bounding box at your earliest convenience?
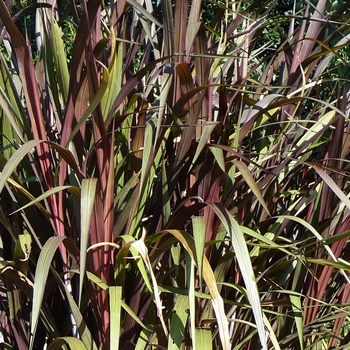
[195,328,212,350]
[165,229,230,350]
[290,294,304,350]
[11,186,77,215]
[235,160,270,216]
[29,236,65,350]
[207,203,268,350]
[109,286,122,350]
[51,20,70,104]
[0,140,41,194]
[47,337,87,350]
[311,165,350,212]
[168,295,189,350]
[192,216,205,287]
[79,179,97,307]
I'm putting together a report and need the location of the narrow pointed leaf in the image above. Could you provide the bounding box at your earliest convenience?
[126,0,162,27]
[51,20,70,104]
[109,286,122,350]
[165,229,230,350]
[0,140,41,194]
[235,160,270,216]
[312,165,350,212]
[79,179,97,307]
[168,295,189,350]
[195,328,212,350]
[207,203,268,350]
[11,186,77,215]
[29,236,65,350]
[191,122,217,170]
[290,295,304,350]
[192,216,205,286]
[47,337,87,350]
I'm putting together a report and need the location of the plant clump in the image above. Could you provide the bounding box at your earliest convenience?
[0,0,350,349]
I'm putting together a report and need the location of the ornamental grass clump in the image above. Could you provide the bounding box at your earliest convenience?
[1,0,350,349]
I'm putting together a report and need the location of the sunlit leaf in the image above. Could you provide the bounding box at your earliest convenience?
[195,328,212,350]
[109,286,122,350]
[192,216,205,286]
[207,204,268,350]
[47,337,87,350]
[29,236,65,350]
[79,179,97,306]
[164,229,230,350]
[290,295,304,350]
[168,295,189,350]
[235,160,270,216]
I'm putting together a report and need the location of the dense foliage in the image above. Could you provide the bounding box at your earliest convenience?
[1,0,350,349]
